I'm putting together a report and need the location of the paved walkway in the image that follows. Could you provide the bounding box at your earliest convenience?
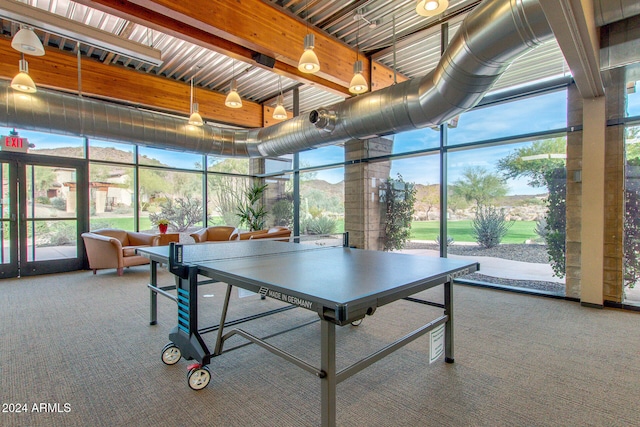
[401,247,640,305]
[400,248,565,283]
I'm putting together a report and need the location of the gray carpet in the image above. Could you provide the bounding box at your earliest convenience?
[1,265,638,427]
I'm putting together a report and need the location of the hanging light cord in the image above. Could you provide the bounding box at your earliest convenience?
[77,42,82,97]
[190,75,194,112]
[191,65,200,113]
[356,11,361,63]
[392,14,397,85]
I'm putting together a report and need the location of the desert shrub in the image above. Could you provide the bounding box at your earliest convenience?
[48,222,76,245]
[381,174,416,251]
[303,216,336,235]
[271,198,293,227]
[534,216,548,239]
[544,168,566,278]
[308,206,323,218]
[149,196,206,232]
[51,197,67,211]
[472,205,514,249]
[435,235,455,246]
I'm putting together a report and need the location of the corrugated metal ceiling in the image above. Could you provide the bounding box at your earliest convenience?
[0,0,570,123]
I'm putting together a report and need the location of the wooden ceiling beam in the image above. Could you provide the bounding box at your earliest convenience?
[0,39,263,128]
[77,0,365,96]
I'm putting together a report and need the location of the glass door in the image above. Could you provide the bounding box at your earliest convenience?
[1,160,18,278]
[0,153,88,277]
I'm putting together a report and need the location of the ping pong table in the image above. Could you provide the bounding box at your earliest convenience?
[138,237,479,427]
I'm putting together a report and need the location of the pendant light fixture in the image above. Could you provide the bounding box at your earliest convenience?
[416,0,449,17]
[11,54,37,93]
[11,25,45,56]
[349,62,368,94]
[298,0,320,74]
[349,11,368,94]
[272,77,287,120]
[225,60,242,109]
[188,66,203,126]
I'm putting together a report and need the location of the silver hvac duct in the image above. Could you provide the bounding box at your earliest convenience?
[0,82,261,157]
[594,0,640,27]
[257,0,553,156]
[0,0,553,158]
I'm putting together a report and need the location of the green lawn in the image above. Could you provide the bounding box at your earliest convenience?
[92,217,538,244]
[410,220,539,244]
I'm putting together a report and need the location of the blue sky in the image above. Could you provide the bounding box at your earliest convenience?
[628,85,640,116]
[309,90,568,193]
[0,128,84,151]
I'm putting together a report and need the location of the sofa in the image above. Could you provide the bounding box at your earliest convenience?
[239,226,291,241]
[81,228,160,276]
[190,226,239,243]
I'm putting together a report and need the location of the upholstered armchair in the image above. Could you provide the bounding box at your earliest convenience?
[81,228,159,276]
[190,226,239,243]
[239,226,291,241]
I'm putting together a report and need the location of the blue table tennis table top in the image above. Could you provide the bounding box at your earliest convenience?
[138,240,479,317]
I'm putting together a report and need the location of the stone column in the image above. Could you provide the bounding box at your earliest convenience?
[565,83,582,299]
[566,68,626,305]
[344,138,393,250]
[603,68,626,303]
[580,95,606,307]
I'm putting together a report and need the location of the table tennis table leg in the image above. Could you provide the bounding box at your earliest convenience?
[444,279,454,363]
[320,319,337,427]
[149,260,158,325]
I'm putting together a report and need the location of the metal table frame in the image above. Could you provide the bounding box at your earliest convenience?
[139,241,478,427]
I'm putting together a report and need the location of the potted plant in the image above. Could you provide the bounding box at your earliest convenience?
[236,183,268,232]
[156,218,169,234]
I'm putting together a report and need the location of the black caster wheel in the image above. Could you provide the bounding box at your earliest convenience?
[187,366,211,390]
[161,343,181,365]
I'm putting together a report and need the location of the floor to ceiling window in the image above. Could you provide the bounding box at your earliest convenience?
[89,139,136,230]
[623,78,640,306]
[388,153,441,247]
[298,146,345,241]
[300,166,345,236]
[207,157,251,228]
[444,89,567,294]
[624,124,640,305]
[447,90,568,146]
[359,87,569,295]
[446,138,566,295]
[262,156,294,230]
[137,146,204,235]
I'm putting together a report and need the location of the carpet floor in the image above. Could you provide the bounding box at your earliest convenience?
[1,265,638,426]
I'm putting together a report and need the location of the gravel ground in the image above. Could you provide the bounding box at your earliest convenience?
[405,241,565,294]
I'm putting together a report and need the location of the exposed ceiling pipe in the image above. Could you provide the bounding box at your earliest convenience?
[1,0,554,158]
[0,82,259,157]
[256,0,554,156]
[593,0,640,27]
